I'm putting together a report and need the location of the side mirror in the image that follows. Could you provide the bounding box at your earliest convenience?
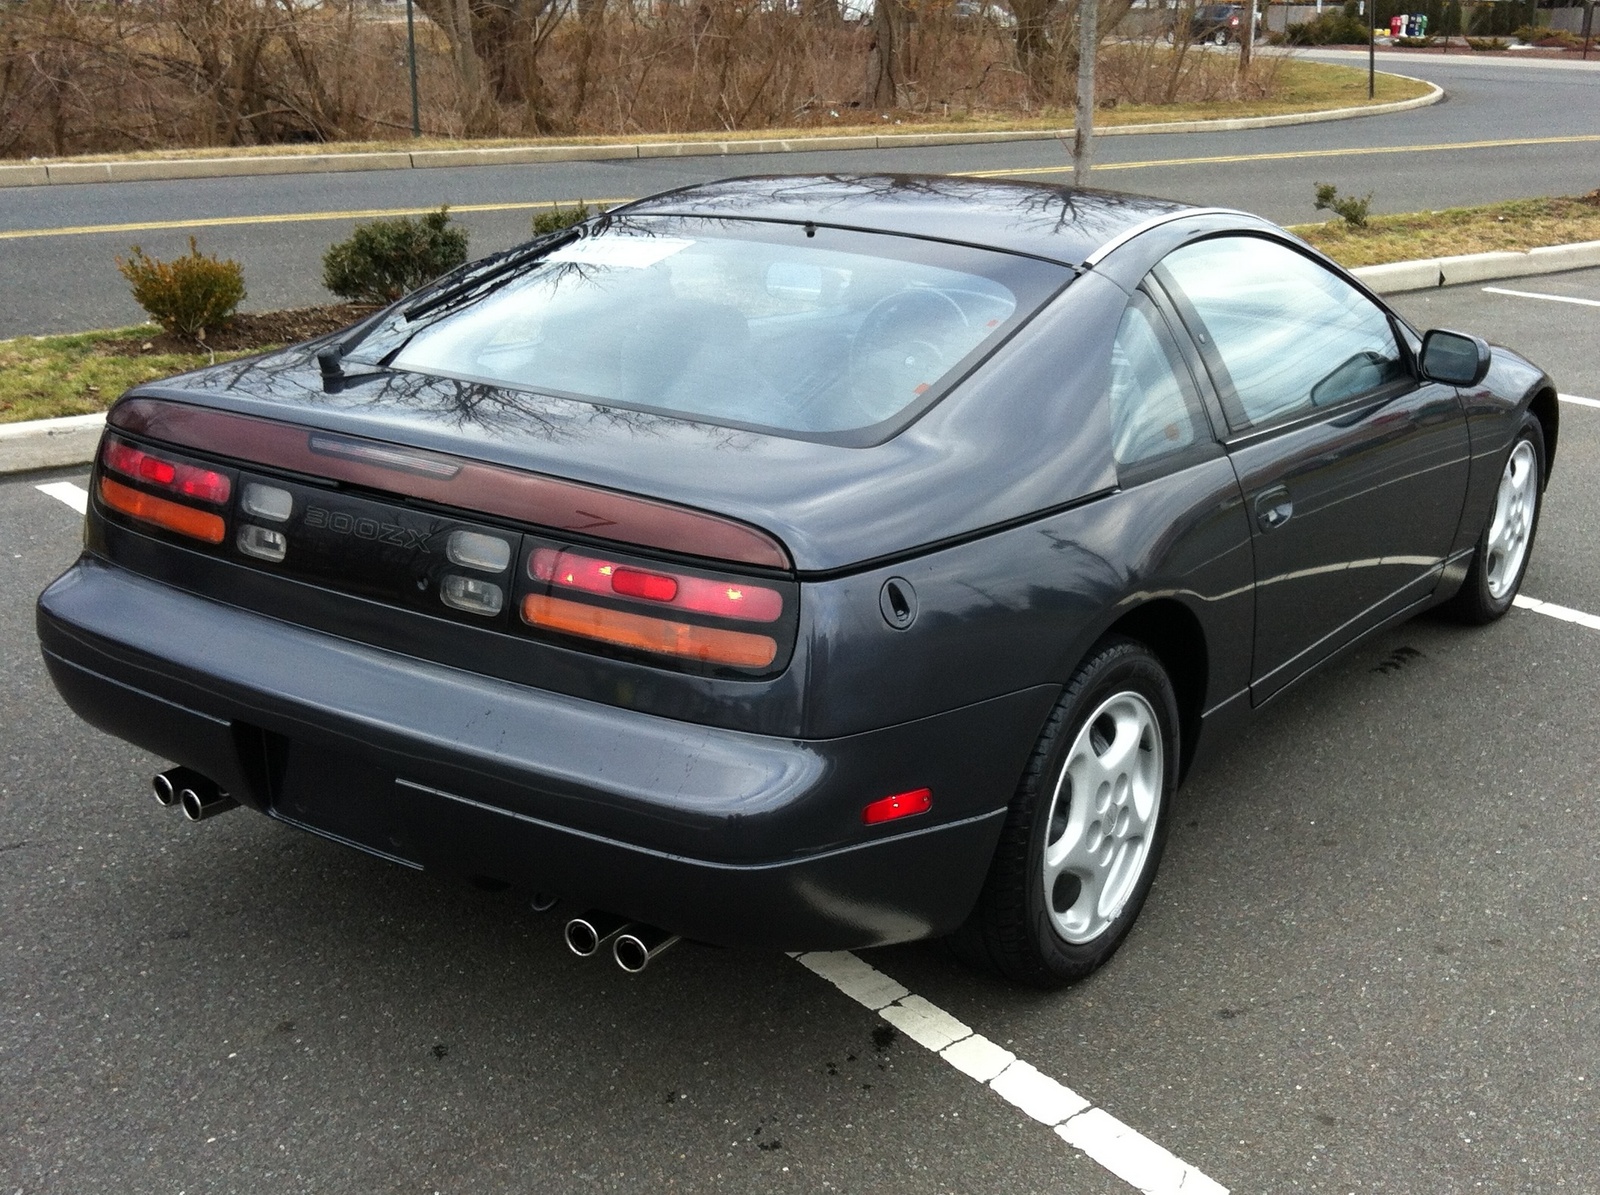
[1419,329,1491,387]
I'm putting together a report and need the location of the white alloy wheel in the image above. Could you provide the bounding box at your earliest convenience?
[1041,690,1163,944]
[1485,439,1538,601]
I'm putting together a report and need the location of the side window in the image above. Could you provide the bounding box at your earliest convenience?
[1109,293,1207,471]
[1159,236,1408,432]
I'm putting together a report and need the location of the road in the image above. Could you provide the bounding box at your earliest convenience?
[2,51,1599,335]
[4,267,1600,1191]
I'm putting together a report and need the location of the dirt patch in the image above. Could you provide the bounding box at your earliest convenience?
[99,304,378,357]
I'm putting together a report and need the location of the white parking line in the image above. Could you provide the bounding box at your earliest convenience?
[1513,595,1600,632]
[1559,393,1600,410]
[36,481,88,514]
[794,951,1228,1195]
[1483,287,1600,309]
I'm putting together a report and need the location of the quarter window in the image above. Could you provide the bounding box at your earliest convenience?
[1109,294,1205,469]
[1160,236,1408,432]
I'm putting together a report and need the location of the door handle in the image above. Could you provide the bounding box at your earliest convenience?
[1255,485,1293,531]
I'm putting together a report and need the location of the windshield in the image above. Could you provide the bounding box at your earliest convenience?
[354,216,1068,439]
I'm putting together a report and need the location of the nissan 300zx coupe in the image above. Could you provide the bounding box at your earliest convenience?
[37,175,1555,986]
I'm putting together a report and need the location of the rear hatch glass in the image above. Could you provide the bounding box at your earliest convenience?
[348,216,1070,443]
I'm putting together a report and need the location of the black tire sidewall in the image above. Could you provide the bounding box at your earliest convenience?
[1019,642,1180,982]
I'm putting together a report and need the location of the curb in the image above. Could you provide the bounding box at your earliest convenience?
[0,81,1441,190]
[5,225,1588,478]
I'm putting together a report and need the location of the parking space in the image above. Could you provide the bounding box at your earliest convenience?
[4,272,1599,1193]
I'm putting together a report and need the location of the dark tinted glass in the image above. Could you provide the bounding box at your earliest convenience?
[1162,236,1408,431]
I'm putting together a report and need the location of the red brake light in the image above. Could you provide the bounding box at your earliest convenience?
[529,547,783,623]
[102,437,231,504]
[611,567,678,603]
[862,788,933,826]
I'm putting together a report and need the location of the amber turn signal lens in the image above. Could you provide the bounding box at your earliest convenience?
[99,477,226,544]
[522,594,778,669]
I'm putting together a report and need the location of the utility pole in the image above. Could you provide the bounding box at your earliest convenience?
[1584,0,1595,60]
[1368,0,1376,99]
[1074,0,1099,187]
[406,0,423,137]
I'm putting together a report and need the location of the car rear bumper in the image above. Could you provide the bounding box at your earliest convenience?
[38,556,1053,951]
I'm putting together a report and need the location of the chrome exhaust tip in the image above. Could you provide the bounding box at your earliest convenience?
[179,782,239,822]
[564,911,630,958]
[152,766,204,808]
[613,925,681,974]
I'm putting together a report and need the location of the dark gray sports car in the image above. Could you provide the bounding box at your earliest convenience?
[37,175,1555,986]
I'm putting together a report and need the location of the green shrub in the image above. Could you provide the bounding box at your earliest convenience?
[1283,13,1371,44]
[1394,34,1435,47]
[116,237,246,339]
[1465,35,1508,50]
[1314,182,1373,229]
[322,206,469,304]
[531,201,608,237]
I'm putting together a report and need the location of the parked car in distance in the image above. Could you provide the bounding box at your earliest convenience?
[1174,3,1262,43]
[38,175,1556,987]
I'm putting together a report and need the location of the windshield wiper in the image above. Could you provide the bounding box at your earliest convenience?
[402,227,582,324]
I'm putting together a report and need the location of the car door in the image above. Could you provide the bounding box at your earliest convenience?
[1152,234,1471,704]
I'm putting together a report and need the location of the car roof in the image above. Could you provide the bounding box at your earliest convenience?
[616,174,1195,268]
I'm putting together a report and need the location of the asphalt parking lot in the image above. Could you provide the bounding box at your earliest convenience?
[3,270,1598,1193]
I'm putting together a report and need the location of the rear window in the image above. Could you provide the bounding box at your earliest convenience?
[356,216,1068,441]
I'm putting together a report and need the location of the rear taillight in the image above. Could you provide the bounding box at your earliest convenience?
[520,539,795,674]
[103,437,231,504]
[522,595,779,669]
[98,436,232,544]
[529,547,783,623]
[98,477,226,544]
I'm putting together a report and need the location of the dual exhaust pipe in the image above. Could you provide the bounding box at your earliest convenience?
[153,770,675,972]
[565,910,680,974]
[152,767,238,822]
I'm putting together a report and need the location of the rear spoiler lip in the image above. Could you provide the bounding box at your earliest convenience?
[107,396,794,572]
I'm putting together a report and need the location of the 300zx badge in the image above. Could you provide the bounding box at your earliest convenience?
[303,506,432,552]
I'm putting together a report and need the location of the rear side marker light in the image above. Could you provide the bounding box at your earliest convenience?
[862,788,933,826]
[447,530,512,573]
[241,482,293,522]
[237,524,287,562]
[529,548,783,623]
[98,477,226,544]
[442,574,505,617]
[102,437,230,504]
[522,594,777,669]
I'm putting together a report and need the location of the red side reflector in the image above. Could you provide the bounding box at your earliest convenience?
[522,594,778,669]
[529,547,784,623]
[102,437,231,504]
[862,788,933,826]
[98,476,226,544]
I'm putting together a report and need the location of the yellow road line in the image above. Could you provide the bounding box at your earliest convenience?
[7,130,1600,239]
[0,198,634,242]
[959,132,1600,178]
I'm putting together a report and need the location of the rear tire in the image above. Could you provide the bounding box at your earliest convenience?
[951,638,1178,988]
[1447,415,1544,624]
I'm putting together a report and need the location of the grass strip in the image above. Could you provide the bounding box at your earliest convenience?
[0,327,261,424]
[9,61,1430,166]
[1290,195,1600,267]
